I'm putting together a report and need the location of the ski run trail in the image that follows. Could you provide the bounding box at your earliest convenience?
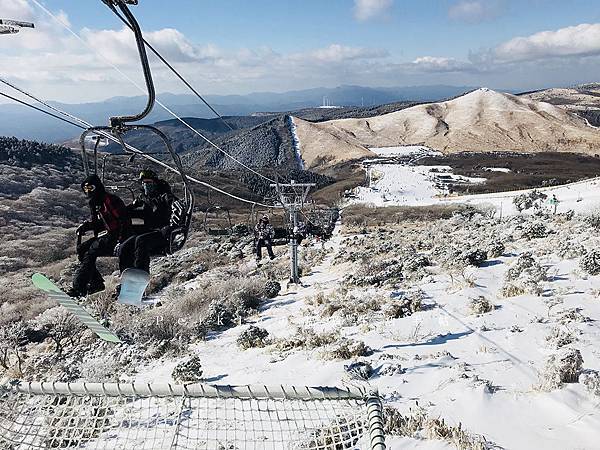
[130,146,600,449]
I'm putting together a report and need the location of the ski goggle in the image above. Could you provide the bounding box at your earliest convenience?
[82,184,96,193]
[141,179,155,185]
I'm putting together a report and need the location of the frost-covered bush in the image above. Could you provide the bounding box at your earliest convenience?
[464,249,488,267]
[487,241,505,258]
[554,308,591,325]
[545,327,576,349]
[384,405,494,449]
[264,280,281,299]
[521,222,548,240]
[35,306,84,356]
[273,327,338,352]
[322,339,372,360]
[237,326,269,350]
[580,370,600,397]
[344,361,373,380]
[347,258,403,287]
[513,190,547,213]
[501,252,547,297]
[585,213,600,231]
[556,239,586,259]
[403,254,430,273]
[580,250,600,275]
[538,348,583,391]
[469,296,494,315]
[172,356,203,382]
[379,362,405,376]
[384,290,423,319]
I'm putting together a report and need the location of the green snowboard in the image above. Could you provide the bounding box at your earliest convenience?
[32,273,121,344]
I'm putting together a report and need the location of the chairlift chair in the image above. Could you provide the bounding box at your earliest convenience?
[79,0,194,255]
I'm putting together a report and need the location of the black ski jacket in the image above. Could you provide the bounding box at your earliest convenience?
[128,179,175,232]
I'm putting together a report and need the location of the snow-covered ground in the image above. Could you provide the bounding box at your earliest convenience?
[127,145,600,449]
[132,217,600,449]
[351,145,600,216]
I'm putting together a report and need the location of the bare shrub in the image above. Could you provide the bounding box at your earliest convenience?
[487,242,505,258]
[347,258,403,287]
[35,306,85,356]
[342,204,481,227]
[322,338,372,360]
[0,322,27,373]
[172,356,203,382]
[521,222,548,240]
[580,250,600,275]
[385,290,424,319]
[384,405,495,449]
[273,327,339,352]
[264,280,281,299]
[580,370,600,397]
[237,326,270,350]
[344,361,373,381]
[538,348,584,391]
[469,296,494,315]
[513,190,547,213]
[501,252,547,297]
[545,327,577,349]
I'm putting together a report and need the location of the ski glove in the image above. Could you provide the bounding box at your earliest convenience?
[113,243,122,257]
[76,221,92,236]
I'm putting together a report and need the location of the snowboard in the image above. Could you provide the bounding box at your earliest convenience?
[31,273,121,344]
[118,268,150,307]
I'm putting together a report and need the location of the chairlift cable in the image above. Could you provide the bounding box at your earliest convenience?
[30,0,276,184]
[0,91,87,130]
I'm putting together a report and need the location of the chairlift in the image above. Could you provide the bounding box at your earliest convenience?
[79,0,194,255]
[201,190,233,235]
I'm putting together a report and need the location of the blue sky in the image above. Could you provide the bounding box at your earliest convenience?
[2,0,600,102]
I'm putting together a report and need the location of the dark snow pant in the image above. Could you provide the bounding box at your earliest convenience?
[73,236,116,294]
[120,230,167,273]
[256,238,275,260]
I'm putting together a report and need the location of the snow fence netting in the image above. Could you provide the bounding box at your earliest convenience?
[0,382,385,449]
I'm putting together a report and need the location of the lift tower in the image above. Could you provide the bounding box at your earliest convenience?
[270,180,315,285]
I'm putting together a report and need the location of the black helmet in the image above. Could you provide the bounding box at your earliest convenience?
[81,174,106,200]
[139,169,158,181]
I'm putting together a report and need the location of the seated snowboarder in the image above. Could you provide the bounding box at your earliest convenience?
[293,220,307,245]
[70,174,132,297]
[254,215,275,262]
[119,169,175,273]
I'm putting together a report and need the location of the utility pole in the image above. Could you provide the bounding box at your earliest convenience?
[270,180,315,285]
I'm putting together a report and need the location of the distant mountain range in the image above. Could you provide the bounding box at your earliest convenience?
[0,84,476,142]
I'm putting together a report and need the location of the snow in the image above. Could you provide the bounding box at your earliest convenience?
[132,220,600,449]
[125,145,600,449]
[288,116,305,170]
[348,145,600,217]
[482,167,512,173]
[369,146,442,158]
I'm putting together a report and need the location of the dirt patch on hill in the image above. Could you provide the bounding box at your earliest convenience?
[420,152,600,194]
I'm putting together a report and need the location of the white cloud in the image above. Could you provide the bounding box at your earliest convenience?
[300,44,389,63]
[495,23,600,62]
[448,0,503,24]
[411,56,474,73]
[0,0,35,21]
[353,0,393,22]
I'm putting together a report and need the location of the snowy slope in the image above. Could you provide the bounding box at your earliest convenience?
[298,88,600,155]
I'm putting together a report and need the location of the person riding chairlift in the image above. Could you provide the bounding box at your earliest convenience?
[69,175,132,297]
[254,215,275,262]
[118,169,175,274]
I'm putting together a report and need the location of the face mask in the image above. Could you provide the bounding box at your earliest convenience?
[143,182,157,196]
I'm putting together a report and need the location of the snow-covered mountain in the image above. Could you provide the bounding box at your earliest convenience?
[293,88,600,159]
